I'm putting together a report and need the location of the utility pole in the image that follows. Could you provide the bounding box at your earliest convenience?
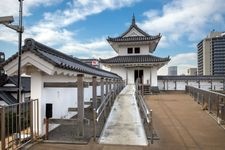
[17,0,24,103]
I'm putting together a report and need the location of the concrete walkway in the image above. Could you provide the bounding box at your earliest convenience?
[99,84,148,146]
[29,92,225,150]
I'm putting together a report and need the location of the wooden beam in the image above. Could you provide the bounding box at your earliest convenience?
[77,74,84,136]
[49,118,78,125]
[92,76,97,109]
[43,82,89,88]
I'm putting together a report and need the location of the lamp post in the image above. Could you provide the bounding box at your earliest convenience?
[0,0,24,103]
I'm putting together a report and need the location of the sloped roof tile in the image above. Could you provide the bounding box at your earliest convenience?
[100,55,170,64]
[3,38,121,79]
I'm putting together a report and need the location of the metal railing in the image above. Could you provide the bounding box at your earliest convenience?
[135,79,157,144]
[93,82,124,142]
[186,85,225,124]
[0,99,39,150]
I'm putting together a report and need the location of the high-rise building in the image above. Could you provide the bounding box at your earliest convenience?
[197,31,225,75]
[187,68,197,75]
[168,66,177,75]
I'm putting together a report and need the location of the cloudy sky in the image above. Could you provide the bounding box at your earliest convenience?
[0,0,225,75]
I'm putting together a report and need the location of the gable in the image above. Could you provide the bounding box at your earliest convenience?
[123,27,145,37]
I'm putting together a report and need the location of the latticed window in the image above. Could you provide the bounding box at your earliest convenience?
[127,48,133,54]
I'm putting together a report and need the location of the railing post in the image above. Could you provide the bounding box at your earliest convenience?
[202,93,204,106]
[113,78,116,101]
[100,77,106,122]
[77,74,84,137]
[1,107,5,150]
[93,108,97,142]
[106,78,109,97]
[101,78,104,104]
[115,79,118,94]
[150,109,153,144]
[208,94,212,113]
[109,79,112,108]
[197,92,199,103]
[92,76,97,110]
[30,101,34,140]
[217,95,220,118]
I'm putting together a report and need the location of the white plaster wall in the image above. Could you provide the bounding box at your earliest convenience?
[168,81,176,90]
[158,81,164,90]
[97,85,101,96]
[188,81,199,88]
[32,74,99,135]
[118,45,149,56]
[30,71,43,136]
[84,86,93,102]
[42,87,77,115]
[212,81,224,90]
[158,80,224,91]
[151,68,157,86]
[200,81,211,90]
[143,68,150,84]
[111,67,126,81]
[177,81,187,90]
[127,68,134,84]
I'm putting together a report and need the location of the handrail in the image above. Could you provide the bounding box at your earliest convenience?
[96,91,112,114]
[135,78,157,144]
[96,91,113,122]
[0,99,39,150]
[93,82,124,142]
[186,85,225,125]
[186,85,225,97]
[136,92,151,123]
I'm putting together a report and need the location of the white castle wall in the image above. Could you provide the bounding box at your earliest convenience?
[158,80,224,91]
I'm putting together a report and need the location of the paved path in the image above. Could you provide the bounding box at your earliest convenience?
[99,84,148,146]
[28,92,225,150]
[147,93,225,150]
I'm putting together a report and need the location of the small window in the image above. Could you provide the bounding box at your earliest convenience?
[127,48,133,54]
[135,47,140,53]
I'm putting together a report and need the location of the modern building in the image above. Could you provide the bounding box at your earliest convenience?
[100,15,170,86]
[187,68,197,75]
[168,66,177,75]
[197,31,225,75]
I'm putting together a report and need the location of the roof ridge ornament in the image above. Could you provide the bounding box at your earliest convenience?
[132,13,136,25]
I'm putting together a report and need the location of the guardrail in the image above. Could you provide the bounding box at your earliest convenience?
[135,79,158,144]
[186,85,225,124]
[93,81,124,142]
[0,99,39,150]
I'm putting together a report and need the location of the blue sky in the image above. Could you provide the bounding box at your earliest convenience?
[0,0,225,75]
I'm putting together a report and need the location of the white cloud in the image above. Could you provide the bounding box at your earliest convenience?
[139,0,225,46]
[42,0,140,28]
[158,52,197,75]
[59,38,117,59]
[0,0,58,17]
[0,0,140,59]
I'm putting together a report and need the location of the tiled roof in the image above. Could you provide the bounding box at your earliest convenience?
[8,76,30,92]
[100,55,170,64]
[107,15,161,43]
[0,91,17,104]
[3,38,121,79]
[120,15,150,37]
[0,75,30,92]
[107,36,161,42]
